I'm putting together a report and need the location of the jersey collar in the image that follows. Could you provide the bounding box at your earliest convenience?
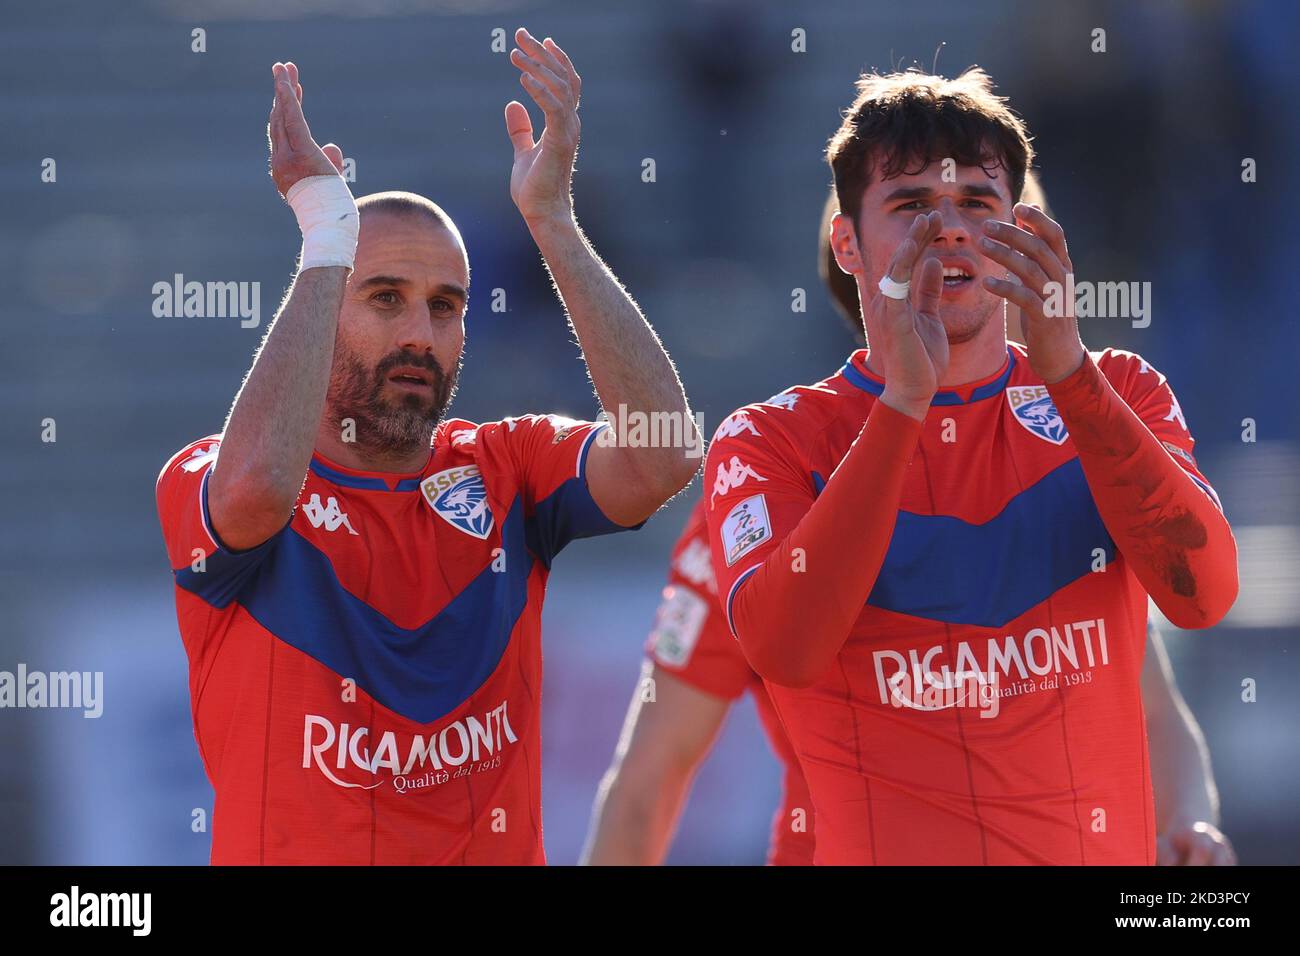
[840,345,1016,406]
[309,450,432,492]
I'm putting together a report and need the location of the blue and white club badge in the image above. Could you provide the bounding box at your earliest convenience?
[1005,385,1069,445]
[421,465,494,539]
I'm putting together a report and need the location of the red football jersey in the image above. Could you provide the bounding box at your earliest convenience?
[705,345,1223,865]
[157,415,635,864]
[645,498,814,866]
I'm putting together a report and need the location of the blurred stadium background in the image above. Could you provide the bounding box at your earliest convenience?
[0,0,1297,864]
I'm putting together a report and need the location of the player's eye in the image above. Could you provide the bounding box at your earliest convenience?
[429,298,454,314]
[962,199,992,209]
[896,200,926,211]
[371,291,400,307]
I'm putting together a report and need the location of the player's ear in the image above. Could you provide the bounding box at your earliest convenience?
[829,212,863,275]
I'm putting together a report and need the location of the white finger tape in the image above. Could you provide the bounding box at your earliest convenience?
[878,275,911,300]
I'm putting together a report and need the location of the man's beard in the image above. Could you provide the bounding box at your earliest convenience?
[325,346,459,464]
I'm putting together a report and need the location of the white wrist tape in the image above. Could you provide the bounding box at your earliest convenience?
[286,175,359,271]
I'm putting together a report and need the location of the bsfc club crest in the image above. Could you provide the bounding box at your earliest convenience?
[1006,385,1069,445]
[421,465,494,539]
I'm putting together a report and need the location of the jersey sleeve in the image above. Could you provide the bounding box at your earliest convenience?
[645,510,753,701]
[705,399,924,686]
[1104,351,1223,511]
[702,408,818,637]
[476,414,642,567]
[1048,349,1237,629]
[155,436,288,608]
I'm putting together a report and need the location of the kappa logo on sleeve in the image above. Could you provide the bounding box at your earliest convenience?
[1006,386,1069,445]
[721,493,771,566]
[180,443,219,473]
[710,456,767,507]
[1163,393,1188,432]
[713,410,760,441]
[673,537,717,593]
[421,465,494,539]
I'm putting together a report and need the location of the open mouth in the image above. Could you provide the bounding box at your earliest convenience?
[941,265,975,288]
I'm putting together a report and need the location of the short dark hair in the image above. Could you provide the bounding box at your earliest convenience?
[827,67,1034,231]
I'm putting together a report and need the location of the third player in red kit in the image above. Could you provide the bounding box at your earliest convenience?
[704,69,1238,865]
[584,496,814,866]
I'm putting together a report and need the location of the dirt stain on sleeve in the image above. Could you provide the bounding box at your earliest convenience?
[1150,508,1207,598]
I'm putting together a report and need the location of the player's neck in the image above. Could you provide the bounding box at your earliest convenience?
[313,421,433,475]
[940,324,1010,389]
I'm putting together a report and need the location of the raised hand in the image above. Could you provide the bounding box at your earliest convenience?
[979,203,1085,383]
[867,211,949,420]
[504,29,582,227]
[267,61,344,198]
